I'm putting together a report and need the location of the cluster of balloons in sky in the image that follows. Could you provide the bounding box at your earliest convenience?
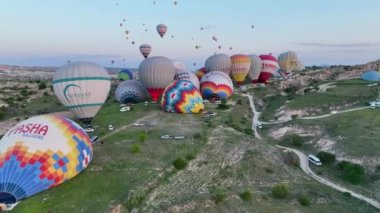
[0,51,303,205]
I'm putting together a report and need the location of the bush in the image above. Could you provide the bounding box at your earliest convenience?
[124,191,145,209]
[297,194,310,206]
[337,161,365,184]
[185,154,195,161]
[139,132,147,142]
[342,192,351,197]
[193,133,202,140]
[291,114,298,120]
[218,99,230,109]
[43,91,49,96]
[317,151,336,164]
[244,128,254,135]
[38,82,47,90]
[236,99,243,105]
[272,183,289,199]
[131,144,141,153]
[283,134,303,147]
[283,152,300,167]
[173,158,187,170]
[0,108,4,120]
[20,89,29,97]
[214,193,226,204]
[239,190,252,202]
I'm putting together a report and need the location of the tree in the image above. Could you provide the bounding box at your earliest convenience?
[38,82,47,90]
[317,151,336,164]
[297,194,310,206]
[173,158,187,170]
[239,190,253,202]
[337,161,365,184]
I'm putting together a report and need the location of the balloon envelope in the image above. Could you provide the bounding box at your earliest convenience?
[278,51,298,73]
[156,24,167,38]
[139,44,152,59]
[205,54,231,75]
[195,67,207,80]
[138,56,176,102]
[0,115,92,204]
[230,54,251,85]
[257,54,279,84]
[362,71,380,81]
[174,70,200,90]
[118,69,134,81]
[115,80,149,103]
[53,62,111,123]
[200,71,233,100]
[247,55,263,83]
[172,60,187,72]
[161,80,204,114]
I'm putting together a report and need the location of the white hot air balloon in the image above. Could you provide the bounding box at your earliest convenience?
[53,62,111,124]
[139,56,176,102]
[156,24,167,38]
[200,71,234,101]
[174,70,200,90]
[247,55,263,83]
[278,51,298,73]
[172,60,187,72]
[294,60,305,72]
[205,54,232,75]
[140,44,152,59]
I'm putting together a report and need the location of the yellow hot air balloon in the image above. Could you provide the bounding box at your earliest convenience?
[278,51,298,73]
[230,54,251,85]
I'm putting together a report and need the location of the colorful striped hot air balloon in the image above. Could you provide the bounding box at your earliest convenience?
[257,54,279,84]
[247,55,263,83]
[0,115,92,204]
[118,69,134,81]
[278,51,298,73]
[156,24,167,38]
[139,56,176,102]
[53,62,111,124]
[195,67,207,80]
[205,54,232,75]
[139,44,152,59]
[230,54,251,85]
[115,80,149,103]
[362,71,380,81]
[200,71,233,100]
[161,80,204,114]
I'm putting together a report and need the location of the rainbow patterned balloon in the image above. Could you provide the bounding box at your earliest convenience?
[200,71,234,100]
[0,115,93,204]
[161,80,204,114]
[195,67,207,80]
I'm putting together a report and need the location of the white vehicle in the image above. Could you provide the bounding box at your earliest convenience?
[331,110,338,114]
[207,111,218,116]
[120,106,131,112]
[108,124,114,131]
[133,122,144,126]
[308,154,322,166]
[369,101,380,108]
[160,135,173,140]
[84,126,95,133]
[215,100,222,104]
[239,86,247,92]
[144,101,148,106]
[174,136,185,140]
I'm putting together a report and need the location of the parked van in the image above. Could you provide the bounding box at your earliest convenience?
[308,154,322,166]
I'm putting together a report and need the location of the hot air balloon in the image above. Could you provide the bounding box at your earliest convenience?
[257,54,279,84]
[278,51,298,74]
[200,71,233,100]
[174,70,200,90]
[139,56,176,102]
[195,67,207,80]
[115,80,149,103]
[247,55,263,83]
[0,115,92,204]
[172,60,187,72]
[118,69,134,81]
[294,60,305,72]
[161,80,204,114]
[139,44,152,59]
[156,24,167,38]
[132,41,135,45]
[212,36,218,42]
[362,71,380,81]
[218,45,222,50]
[53,62,111,124]
[125,30,129,35]
[173,1,178,5]
[205,54,232,75]
[111,60,115,64]
[230,54,251,85]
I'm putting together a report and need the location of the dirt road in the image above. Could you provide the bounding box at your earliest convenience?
[299,107,372,120]
[276,145,380,210]
[241,93,262,140]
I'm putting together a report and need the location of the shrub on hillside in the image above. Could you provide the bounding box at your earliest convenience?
[283,152,300,167]
[214,193,226,204]
[139,132,147,142]
[317,151,336,164]
[131,144,141,153]
[38,82,47,90]
[173,158,187,170]
[283,134,304,147]
[272,183,289,199]
[236,99,243,105]
[297,194,310,206]
[337,161,365,184]
[239,190,253,202]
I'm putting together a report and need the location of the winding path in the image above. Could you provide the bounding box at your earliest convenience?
[241,93,262,140]
[299,106,372,120]
[276,145,380,210]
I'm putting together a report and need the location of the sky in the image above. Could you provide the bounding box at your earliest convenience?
[0,0,379,68]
